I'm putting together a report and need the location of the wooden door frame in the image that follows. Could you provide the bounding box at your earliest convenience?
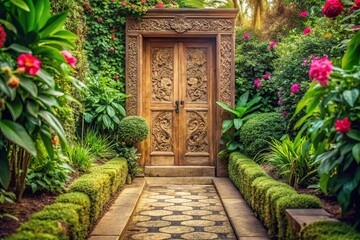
[125,9,238,176]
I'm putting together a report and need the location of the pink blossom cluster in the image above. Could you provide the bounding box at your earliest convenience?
[244,33,251,39]
[253,78,262,88]
[309,56,333,86]
[269,42,278,50]
[291,83,300,94]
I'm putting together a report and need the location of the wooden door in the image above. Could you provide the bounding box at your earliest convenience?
[142,39,214,167]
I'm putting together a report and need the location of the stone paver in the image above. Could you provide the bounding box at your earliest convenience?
[122,185,236,240]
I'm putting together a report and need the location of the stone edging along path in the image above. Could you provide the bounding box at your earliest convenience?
[89,177,270,240]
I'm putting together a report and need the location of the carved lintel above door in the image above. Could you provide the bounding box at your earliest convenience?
[125,9,238,176]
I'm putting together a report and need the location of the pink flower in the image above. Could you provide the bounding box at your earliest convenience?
[141,0,146,3]
[281,111,288,117]
[291,83,300,94]
[263,73,270,80]
[120,1,126,6]
[61,50,77,69]
[353,25,360,30]
[17,54,41,76]
[155,2,165,8]
[243,33,251,39]
[111,34,116,39]
[334,117,351,134]
[303,28,311,35]
[173,1,177,4]
[309,56,333,86]
[351,0,360,11]
[97,17,103,21]
[277,100,282,106]
[0,25,6,48]
[253,78,262,88]
[322,0,344,18]
[110,47,114,51]
[299,12,308,17]
[269,42,278,50]
[111,0,115,2]
[302,59,308,66]
[131,4,136,9]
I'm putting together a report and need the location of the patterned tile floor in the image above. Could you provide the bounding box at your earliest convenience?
[122,185,237,240]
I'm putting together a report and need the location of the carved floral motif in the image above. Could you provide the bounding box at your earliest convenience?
[127,36,138,116]
[152,112,173,152]
[151,48,174,102]
[219,35,232,122]
[186,48,208,102]
[186,111,209,152]
[127,18,232,33]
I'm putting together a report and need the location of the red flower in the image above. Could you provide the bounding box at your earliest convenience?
[309,56,333,86]
[269,41,278,50]
[111,0,115,2]
[97,17,103,21]
[114,76,119,80]
[322,0,344,18]
[141,0,146,4]
[299,12,308,17]
[155,2,165,8]
[120,1,126,6]
[0,25,6,48]
[351,0,360,11]
[7,76,20,88]
[334,117,351,134]
[110,47,114,51]
[111,34,116,39]
[17,54,41,76]
[303,28,311,35]
[51,136,60,145]
[61,50,77,69]
[290,83,300,93]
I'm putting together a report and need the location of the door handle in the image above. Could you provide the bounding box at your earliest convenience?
[180,100,184,105]
[175,100,179,113]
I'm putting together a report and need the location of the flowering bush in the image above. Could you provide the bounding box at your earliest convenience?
[322,0,344,18]
[0,0,81,199]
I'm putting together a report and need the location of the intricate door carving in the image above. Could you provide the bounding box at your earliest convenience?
[143,40,214,166]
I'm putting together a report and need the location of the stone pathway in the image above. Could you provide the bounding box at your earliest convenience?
[122,185,236,240]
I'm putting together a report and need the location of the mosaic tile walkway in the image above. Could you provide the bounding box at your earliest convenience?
[122,185,237,240]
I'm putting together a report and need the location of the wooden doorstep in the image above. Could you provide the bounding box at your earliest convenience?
[144,166,215,177]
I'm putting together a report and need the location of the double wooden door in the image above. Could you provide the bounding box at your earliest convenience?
[141,39,215,166]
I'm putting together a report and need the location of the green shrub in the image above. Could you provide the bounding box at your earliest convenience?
[84,130,116,159]
[18,220,68,239]
[68,173,111,221]
[91,158,127,194]
[32,206,82,240]
[6,232,58,240]
[240,112,286,158]
[276,194,322,240]
[66,144,94,172]
[300,221,360,240]
[118,116,150,146]
[117,147,142,177]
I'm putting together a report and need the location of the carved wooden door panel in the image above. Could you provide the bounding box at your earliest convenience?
[143,40,214,166]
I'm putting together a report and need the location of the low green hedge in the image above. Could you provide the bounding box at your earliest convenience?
[300,221,360,240]
[229,152,321,240]
[6,158,128,240]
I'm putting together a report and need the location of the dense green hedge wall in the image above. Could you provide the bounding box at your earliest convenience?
[6,158,128,240]
[240,112,286,158]
[300,221,360,240]
[229,152,321,240]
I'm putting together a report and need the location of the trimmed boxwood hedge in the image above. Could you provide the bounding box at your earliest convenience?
[6,158,128,240]
[300,221,360,240]
[229,152,322,239]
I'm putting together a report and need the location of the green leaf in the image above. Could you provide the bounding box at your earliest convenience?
[37,95,58,107]
[20,77,38,97]
[52,30,78,40]
[36,69,55,88]
[234,118,243,130]
[5,97,23,121]
[8,44,32,54]
[26,101,39,117]
[95,106,106,113]
[0,148,9,188]
[216,102,239,117]
[0,120,36,156]
[103,115,111,129]
[84,113,93,123]
[342,31,360,70]
[343,89,359,107]
[40,132,54,160]
[221,120,234,133]
[10,0,30,12]
[0,19,17,34]
[106,106,115,117]
[236,91,249,107]
[39,11,68,38]
[347,130,360,141]
[38,111,67,145]
[353,143,360,163]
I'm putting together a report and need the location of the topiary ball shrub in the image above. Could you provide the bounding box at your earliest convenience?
[119,116,149,146]
[240,112,286,158]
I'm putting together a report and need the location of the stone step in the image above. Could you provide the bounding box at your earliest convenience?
[146,177,214,185]
[144,166,215,177]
